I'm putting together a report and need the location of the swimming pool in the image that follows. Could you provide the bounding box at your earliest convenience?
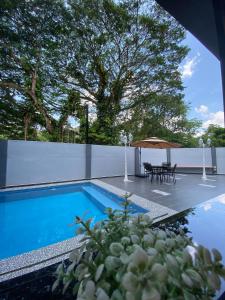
[0,182,147,260]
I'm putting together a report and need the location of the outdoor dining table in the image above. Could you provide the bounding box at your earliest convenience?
[151,165,170,172]
[151,165,171,182]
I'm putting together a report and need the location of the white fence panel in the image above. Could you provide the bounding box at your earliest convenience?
[6,141,86,186]
[216,148,225,174]
[141,149,167,173]
[91,145,135,178]
[171,148,212,167]
[3,141,225,188]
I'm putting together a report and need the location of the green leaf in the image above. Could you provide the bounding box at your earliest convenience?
[95,264,104,282]
[122,272,138,292]
[207,272,221,290]
[52,279,59,292]
[181,273,193,288]
[186,269,202,285]
[111,289,123,300]
[96,287,110,300]
[63,279,72,294]
[142,288,160,300]
[84,280,95,298]
[212,248,222,262]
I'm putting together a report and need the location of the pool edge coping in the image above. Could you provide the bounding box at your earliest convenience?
[0,179,178,283]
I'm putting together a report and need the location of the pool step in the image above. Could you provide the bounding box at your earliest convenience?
[82,186,121,210]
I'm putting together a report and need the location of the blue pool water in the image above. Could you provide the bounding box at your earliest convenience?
[0,183,147,259]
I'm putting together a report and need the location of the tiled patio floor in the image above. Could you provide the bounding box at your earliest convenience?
[100,174,225,212]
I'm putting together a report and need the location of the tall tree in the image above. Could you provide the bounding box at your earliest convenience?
[0,0,80,140]
[202,125,225,147]
[60,0,189,144]
[0,89,41,140]
[0,0,198,144]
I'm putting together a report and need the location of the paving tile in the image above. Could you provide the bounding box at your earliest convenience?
[100,174,225,212]
[198,184,216,188]
[152,189,170,196]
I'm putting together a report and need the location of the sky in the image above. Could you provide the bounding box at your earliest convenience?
[179,31,224,134]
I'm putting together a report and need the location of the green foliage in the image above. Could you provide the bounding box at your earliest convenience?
[53,196,225,299]
[0,0,79,141]
[201,125,225,147]
[63,0,190,144]
[124,93,201,147]
[0,90,41,140]
[0,0,200,144]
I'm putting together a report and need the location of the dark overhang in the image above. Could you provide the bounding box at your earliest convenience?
[156,0,225,124]
[156,0,221,60]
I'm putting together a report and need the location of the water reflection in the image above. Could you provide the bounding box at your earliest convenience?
[199,194,225,211]
[157,194,225,299]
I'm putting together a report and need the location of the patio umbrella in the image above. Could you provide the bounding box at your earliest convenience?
[131,137,181,149]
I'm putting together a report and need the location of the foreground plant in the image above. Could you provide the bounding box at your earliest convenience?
[53,194,225,299]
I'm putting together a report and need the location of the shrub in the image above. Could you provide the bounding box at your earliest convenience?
[53,194,225,299]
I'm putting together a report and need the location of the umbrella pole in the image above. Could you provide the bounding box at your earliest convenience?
[124,142,129,182]
[140,147,142,175]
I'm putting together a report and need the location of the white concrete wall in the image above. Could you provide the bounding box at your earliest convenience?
[216,148,225,174]
[1,140,225,187]
[91,145,135,178]
[171,148,212,167]
[6,141,86,186]
[141,148,167,173]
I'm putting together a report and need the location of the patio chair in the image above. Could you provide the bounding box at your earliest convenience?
[143,162,162,182]
[165,164,177,183]
[161,162,172,179]
[143,162,152,177]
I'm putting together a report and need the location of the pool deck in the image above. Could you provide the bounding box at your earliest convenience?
[99,174,225,212]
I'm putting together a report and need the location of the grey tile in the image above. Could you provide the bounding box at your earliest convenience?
[100,174,225,212]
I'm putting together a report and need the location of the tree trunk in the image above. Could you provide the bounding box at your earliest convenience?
[96,97,120,144]
[24,113,31,141]
[28,70,54,134]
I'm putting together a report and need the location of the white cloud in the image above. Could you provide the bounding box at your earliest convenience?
[194,107,224,136]
[202,111,224,128]
[199,202,212,211]
[194,129,205,137]
[180,54,200,79]
[195,105,208,115]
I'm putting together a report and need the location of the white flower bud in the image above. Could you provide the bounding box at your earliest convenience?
[131,235,140,244]
[157,230,167,240]
[143,234,154,246]
[110,243,124,256]
[154,240,165,252]
[121,237,131,245]
[105,256,121,271]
